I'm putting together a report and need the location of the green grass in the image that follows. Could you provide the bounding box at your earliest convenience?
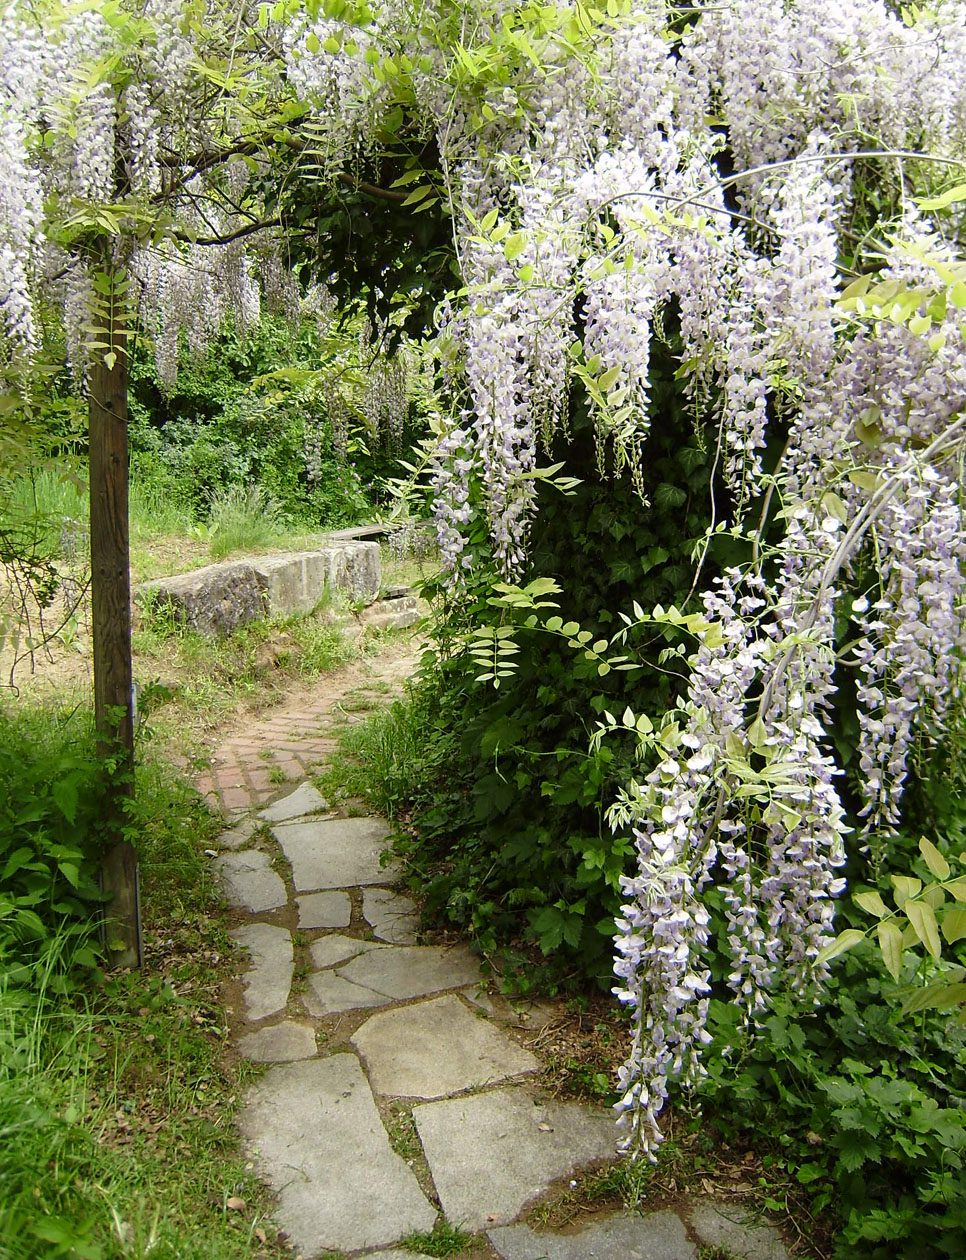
[400,1219,475,1257]
[0,732,289,1260]
[132,603,357,747]
[316,686,431,820]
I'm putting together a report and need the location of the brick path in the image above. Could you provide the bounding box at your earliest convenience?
[194,641,420,815]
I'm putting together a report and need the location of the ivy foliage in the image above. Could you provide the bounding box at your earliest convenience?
[401,350,720,986]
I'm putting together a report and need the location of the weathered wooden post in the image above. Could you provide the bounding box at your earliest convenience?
[88,252,140,967]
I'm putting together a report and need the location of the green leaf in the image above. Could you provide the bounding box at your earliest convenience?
[919,182,966,210]
[891,874,921,906]
[504,232,527,262]
[905,899,942,959]
[901,980,966,1015]
[795,1161,825,1184]
[854,890,889,919]
[817,928,866,964]
[877,919,904,981]
[52,777,79,824]
[941,906,966,945]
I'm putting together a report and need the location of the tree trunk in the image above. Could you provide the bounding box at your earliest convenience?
[89,264,140,968]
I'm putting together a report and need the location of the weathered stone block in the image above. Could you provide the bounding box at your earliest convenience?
[139,562,266,637]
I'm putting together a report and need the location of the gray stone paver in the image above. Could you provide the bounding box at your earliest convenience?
[213,816,260,851]
[363,885,420,943]
[296,889,352,929]
[488,1212,696,1260]
[351,994,539,1099]
[413,1085,617,1231]
[237,1021,317,1063]
[271,816,396,889]
[309,933,387,969]
[230,923,293,1022]
[214,849,286,912]
[238,1055,436,1254]
[687,1199,792,1260]
[259,782,329,823]
[303,969,393,1017]
[338,943,481,1000]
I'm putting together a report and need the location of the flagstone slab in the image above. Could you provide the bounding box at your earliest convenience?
[303,970,393,1017]
[271,816,397,890]
[238,1055,436,1255]
[237,1021,317,1063]
[214,849,286,912]
[231,924,293,1022]
[351,994,539,1099]
[213,816,260,851]
[259,783,328,823]
[296,890,352,929]
[488,1211,695,1260]
[363,886,420,944]
[686,1199,791,1260]
[413,1086,617,1231]
[338,944,481,1001]
[309,933,387,969]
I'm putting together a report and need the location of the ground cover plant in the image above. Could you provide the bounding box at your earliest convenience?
[0,705,291,1260]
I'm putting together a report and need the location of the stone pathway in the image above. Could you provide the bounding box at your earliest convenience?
[206,649,798,1260]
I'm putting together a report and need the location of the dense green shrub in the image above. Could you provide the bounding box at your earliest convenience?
[127,314,424,529]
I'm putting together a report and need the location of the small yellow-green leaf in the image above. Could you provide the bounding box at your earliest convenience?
[877,919,904,981]
[848,469,881,493]
[840,274,872,302]
[921,836,952,876]
[891,874,922,907]
[919,182,966,211]
[920,836,951,881]
[901,980,966,1015]
[941,906,966,945]
[822,491,849,524]
[816,928,866,965]
[504,232,527,262]
[854,889,889,919]
[905,899,942,959]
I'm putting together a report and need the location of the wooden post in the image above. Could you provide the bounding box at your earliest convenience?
[88,256,141,968]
